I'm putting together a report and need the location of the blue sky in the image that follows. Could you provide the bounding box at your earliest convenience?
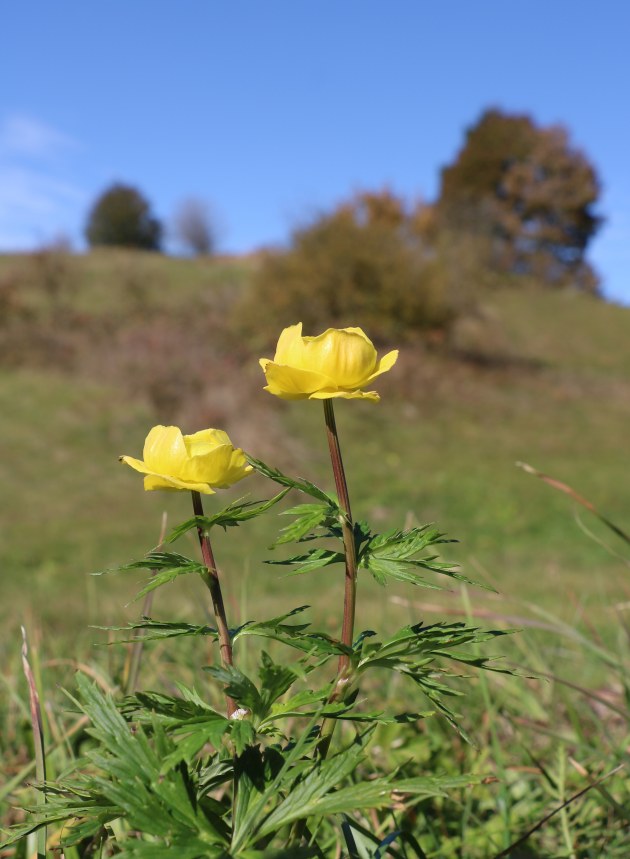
[2,1,629,302]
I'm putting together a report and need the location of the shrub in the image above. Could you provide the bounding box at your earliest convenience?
[236,190,457,345]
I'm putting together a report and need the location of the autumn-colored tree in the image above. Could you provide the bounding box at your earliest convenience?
[437,109,602,291]
[85,183,163,251]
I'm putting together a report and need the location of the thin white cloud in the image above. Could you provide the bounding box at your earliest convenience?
[0,114,79,159]
[0,114,84,249]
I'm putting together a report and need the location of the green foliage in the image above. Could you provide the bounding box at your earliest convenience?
[85,183,163,251]
[2,454,515,856]
[236,190,455,344]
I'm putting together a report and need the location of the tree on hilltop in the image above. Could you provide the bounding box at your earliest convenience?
[173,198,217,256]
[437,109,602,291]
[85,183,163,251]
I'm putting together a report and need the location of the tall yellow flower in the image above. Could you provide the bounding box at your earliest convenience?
[259,323,398,401]
[120,425,252,494]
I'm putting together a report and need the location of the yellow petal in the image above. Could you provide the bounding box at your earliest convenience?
[263,362,334,397]
[273,323,305,365]
[142,426,188,474]
[179,442,251,487]
[143,474,216,493]
[184,428,232,457]
[301,328,378,387]
[119,454,152,475]
[365,349,399,382]
[120,456,216,493]
[308,388,381,402]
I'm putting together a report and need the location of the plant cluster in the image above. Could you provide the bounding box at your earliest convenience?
[236,192,455,346]
[2,324,514,858]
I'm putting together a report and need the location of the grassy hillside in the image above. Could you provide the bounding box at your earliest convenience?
[3,250,630,857]
[1,250,630,652]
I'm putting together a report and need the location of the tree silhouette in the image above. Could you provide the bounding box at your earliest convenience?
[174,198,216,256]
[85,183,162,251]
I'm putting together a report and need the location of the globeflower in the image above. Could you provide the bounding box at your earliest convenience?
[259,323,398,401]
[120,425,252,494]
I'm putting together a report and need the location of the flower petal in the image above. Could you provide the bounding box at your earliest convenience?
[179,442,252,487]
[120,457,216,493]
[365,349,399,382]
[143,474,216,493]
[273,323,305,364]
[262,362,335,397]
[307,388,381,402]
[302,328,378,387]
[142,426,188,474]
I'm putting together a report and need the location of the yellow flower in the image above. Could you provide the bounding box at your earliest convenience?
[259,323,398,402]
[120,425,252,494]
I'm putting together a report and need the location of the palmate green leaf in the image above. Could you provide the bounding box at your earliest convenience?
[357,525,493,591]
[254,732,373,839]
[234,605,311,640]
[357,621,514,741]
[358,621,511,669]
[6,675,233,853]
[231,713,327,850]
[123,688,227,726]
[165,490,290,543]
[265,547,345,576]
[258,652,299,714]
[246,454,337,505]
[259,767,484,841]
[96,551,207,601]
[230,719,257,755]
[273,502,341,546]
[205,665,263,716]
[234,606,349,658]
[205,658,300,724]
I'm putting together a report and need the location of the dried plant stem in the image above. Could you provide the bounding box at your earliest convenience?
[21,627,47,859]
[191,490,236,717]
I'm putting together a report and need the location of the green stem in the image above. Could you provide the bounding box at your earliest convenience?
[191,490,236,718]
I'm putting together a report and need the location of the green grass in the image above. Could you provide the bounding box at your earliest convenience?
[2,251,630,642]
[2,250,630,855]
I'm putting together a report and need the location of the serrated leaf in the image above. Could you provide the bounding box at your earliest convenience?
[230,719,257,755]
[165,490,290,543]
[246,455,337,505]
[258,652,299,714]
[234,606,348,657]
[205,665,263,717]
[96,551,207,601]
[358,526,495,592]
[265,547,344,576]
[95,617,218,642]
[273,502,340,546]
[255,733,373,838]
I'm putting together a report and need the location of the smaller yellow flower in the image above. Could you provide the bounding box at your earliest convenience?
[259,323,398,402]
[120,425,252,494]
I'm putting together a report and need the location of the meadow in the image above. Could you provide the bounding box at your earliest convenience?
[1,250,630,856]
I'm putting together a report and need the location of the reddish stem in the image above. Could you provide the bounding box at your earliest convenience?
[191,490,236,717]
[323,399,357,678]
